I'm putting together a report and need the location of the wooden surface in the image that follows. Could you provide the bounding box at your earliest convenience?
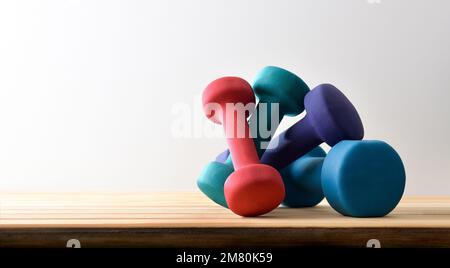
[1,192,450,247]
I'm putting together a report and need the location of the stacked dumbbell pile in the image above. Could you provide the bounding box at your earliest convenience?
[198,66,406,217]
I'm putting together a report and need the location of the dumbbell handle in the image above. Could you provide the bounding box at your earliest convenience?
[221,107,260,170]
[250,103,283,156]
[261,114,321,170]
[223,103,283,166]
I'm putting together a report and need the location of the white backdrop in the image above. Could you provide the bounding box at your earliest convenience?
[0,0,449,194]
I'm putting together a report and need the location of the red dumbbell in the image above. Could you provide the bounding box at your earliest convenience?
[202,76,285,217]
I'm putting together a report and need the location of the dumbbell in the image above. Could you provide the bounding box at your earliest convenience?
[260,83,363,208]
[282,140,405,217]
[197,66,309,207]
[202,76,285,216]
[260,83,364,170]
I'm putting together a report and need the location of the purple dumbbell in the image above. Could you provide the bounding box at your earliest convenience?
[261,84,364,170]
[215,150,230,163]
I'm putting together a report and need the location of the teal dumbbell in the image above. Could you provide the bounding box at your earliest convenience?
[322,140,405,217]
[197,66,310,207]
[281,140,406,217]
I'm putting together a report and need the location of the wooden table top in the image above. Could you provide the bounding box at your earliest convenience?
[1,192,450,247]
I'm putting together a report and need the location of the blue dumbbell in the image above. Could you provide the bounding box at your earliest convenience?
[281,140,406,217]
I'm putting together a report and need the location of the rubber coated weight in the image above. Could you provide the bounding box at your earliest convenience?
[198,67,309,208]
[261,83,364,170]
[197,162,232,207]
[197,162,233,207]
[202,77,284,217]
[282,140,405,216]
[321,140,406,217]
[280,146,327,207]
[249,66,310,155]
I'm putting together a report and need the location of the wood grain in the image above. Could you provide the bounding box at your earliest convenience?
[1,192,449,247]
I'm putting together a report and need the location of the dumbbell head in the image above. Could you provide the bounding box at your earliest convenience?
[253,66,310,116]
[321,140,406,217]
[281,146,326,207]
[203,77,255,124]
[197,161,233,207]
[197,149,231,208]
[202,76,284,217]
[305,84,364,146]
[225,163,284,217]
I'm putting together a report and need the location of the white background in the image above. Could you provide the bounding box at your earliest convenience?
[0,0,449,194]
